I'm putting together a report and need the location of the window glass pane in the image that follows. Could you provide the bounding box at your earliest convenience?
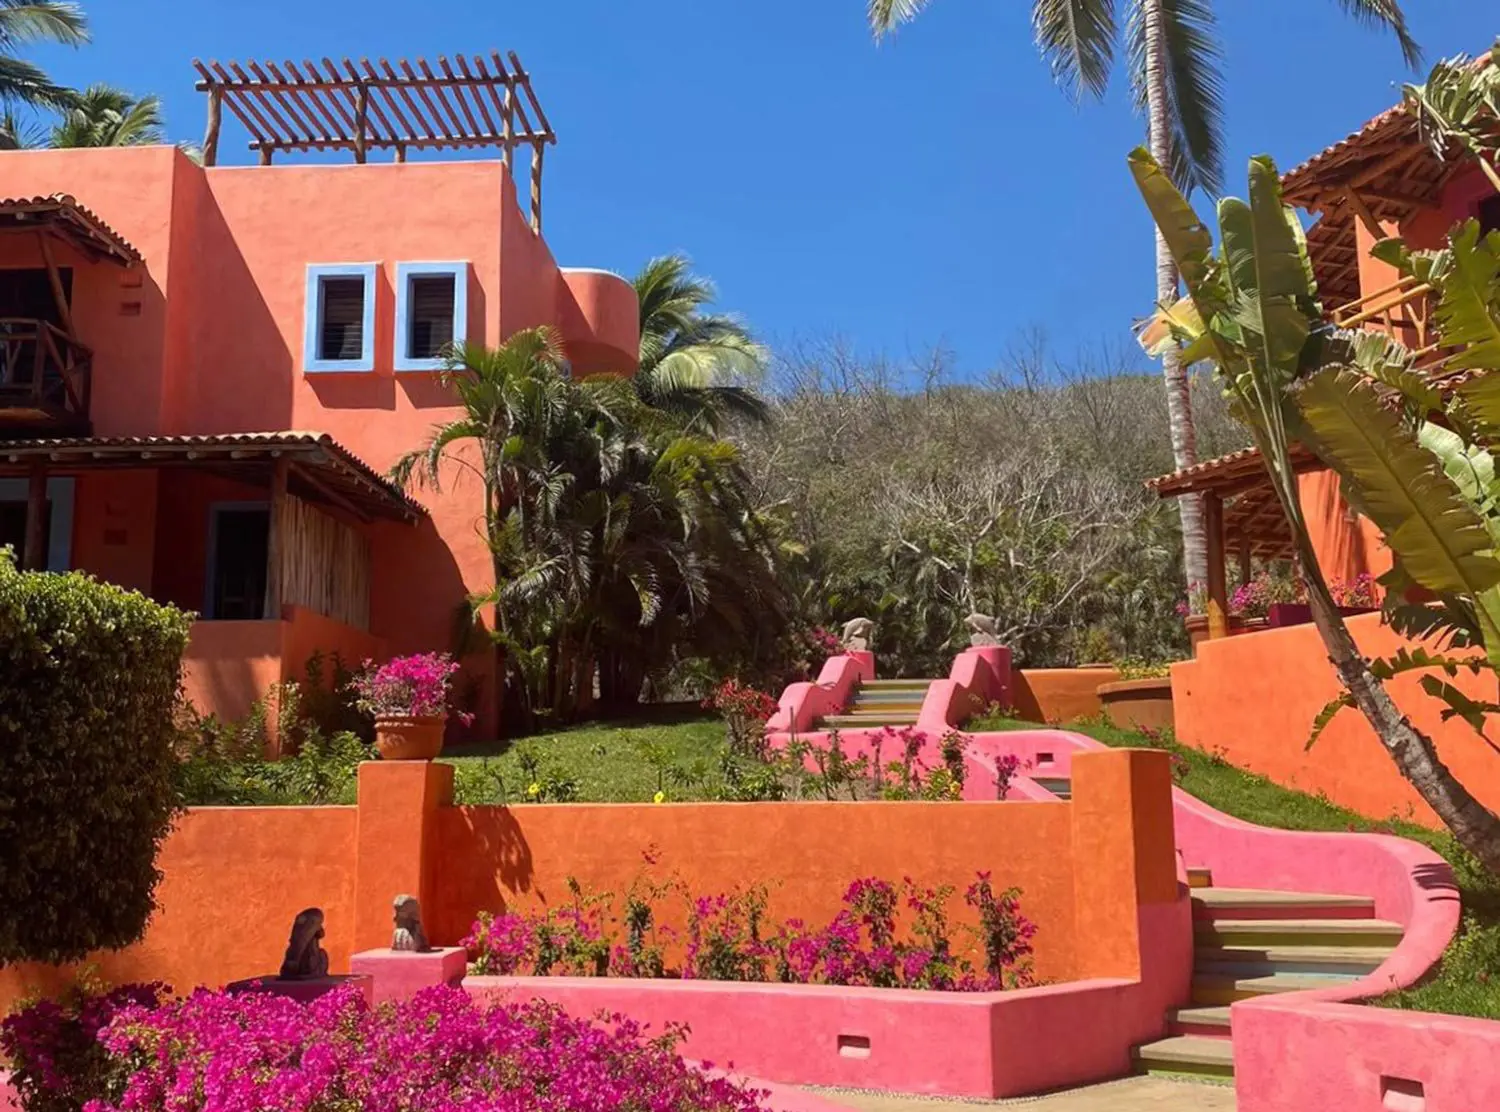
[318,276,366,361]
[408,274,456,359]
[1480,195,1500,236]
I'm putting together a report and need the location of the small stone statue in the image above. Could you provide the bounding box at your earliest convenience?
[391,894,430,953]
[278,907,330,980]
[965,612,1000,647]
[841,617,875,652]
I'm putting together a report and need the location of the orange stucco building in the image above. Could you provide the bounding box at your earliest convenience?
[1155,81,1500,826]
[0,68,638,737]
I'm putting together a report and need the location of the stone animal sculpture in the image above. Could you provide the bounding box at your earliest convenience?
[841,617,874,652]
[965,612,1000,647]
[391,893,430,953]
[278,907,330,980]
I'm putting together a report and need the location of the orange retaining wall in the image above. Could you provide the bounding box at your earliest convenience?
[1172,612,1500,827]
[1013,667,1121,725]
[0,751,1180,1015]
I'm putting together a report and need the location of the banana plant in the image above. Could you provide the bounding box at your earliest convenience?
[1402,39,1500,195]
[1130,147,1500,873]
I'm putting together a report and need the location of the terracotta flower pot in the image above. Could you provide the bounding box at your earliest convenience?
[374,715,446,761]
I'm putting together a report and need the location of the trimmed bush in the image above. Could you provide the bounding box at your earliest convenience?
[0,551,191,964]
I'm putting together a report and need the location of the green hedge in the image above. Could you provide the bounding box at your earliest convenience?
[0,551,192,964]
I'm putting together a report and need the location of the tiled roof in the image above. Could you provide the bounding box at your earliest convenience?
[1145,444,1321,497]
[0,193,142,264]
[0,431,423,521]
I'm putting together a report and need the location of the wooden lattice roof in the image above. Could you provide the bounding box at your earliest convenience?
[192,53,556,229]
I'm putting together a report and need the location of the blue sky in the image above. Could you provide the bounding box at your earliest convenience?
[27,2,1490,377]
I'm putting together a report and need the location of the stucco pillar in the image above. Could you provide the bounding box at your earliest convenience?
[354,760,454,952]
[1068,748,1183,982]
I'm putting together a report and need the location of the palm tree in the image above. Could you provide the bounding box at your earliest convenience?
[865,0,1419,590]
[0,1,87,114]
[49,83,163,147]
[633,254,771,434]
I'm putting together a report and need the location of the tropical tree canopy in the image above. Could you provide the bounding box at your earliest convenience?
[633,254,770,434]
[49,82,164,147]
[1131,145,1500,873]
[0,0,87,113]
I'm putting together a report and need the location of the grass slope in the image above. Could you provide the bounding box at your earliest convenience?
[971,712,1500,1019]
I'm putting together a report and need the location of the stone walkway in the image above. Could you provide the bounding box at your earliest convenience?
[810,1076,1236,1111]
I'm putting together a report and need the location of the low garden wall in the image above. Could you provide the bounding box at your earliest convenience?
[0,750,1192,1100]
[1012,666,1121,724]
[1172,612,1500,826]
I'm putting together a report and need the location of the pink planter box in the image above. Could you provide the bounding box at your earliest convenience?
[351,947,468,1003]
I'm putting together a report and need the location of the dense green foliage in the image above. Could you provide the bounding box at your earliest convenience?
[0,551,190,964]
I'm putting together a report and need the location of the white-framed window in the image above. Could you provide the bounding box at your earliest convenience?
[303,263,377,373]
[394,261,468,371]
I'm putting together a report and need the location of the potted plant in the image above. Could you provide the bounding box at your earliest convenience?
[1263,572,1381,629]
[352,652,470,760]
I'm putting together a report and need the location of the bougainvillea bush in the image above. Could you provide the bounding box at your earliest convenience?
[351,651,473,723]
[464,871,1036,991]
[77,984,767,1112]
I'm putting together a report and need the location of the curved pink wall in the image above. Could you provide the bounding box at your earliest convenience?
[558,268,639,375]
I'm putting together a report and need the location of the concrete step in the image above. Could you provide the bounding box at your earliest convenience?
[1196,918,1403,948]
[1168,1006,1231,1036]
[1187,867,1213,889]
[1195,943,1391,978]
[818,714,919,729]
[846,700,926,713]
[860,679,934,691]
[850,689,932,704]
[1190,972,1349,1006]
[1193,887,1376,921]
[1131,1035,1234,1080]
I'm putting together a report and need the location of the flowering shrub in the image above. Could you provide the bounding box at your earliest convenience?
[0,977,166,1112]
[991,752,1025,799]
[351,652,472,723]
[1228,570,1303,618]
[86,984,768,1112]
[463,871,1036,993]
[1330,572,1379,609]
[703,678,780,755]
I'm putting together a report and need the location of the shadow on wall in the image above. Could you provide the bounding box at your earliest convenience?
[430,807,535,941]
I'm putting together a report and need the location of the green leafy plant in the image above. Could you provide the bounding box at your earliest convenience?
[0,552,191,965]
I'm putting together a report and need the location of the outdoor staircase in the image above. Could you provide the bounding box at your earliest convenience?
[817,678,933,729]
[1130,867,1403,1082]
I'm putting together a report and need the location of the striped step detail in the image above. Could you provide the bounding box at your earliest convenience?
[1131,1035,1234,1080]
[1193,887,1376,921]
[1194,943,1392,979]
[820,714,919,728]
[1187,867,1213,889]
[817,679,936,729]
[1196,918,1403,948]
[1032,777,1072,800]
[1168,1006,1231,1037]
[1190,971,1350,1006]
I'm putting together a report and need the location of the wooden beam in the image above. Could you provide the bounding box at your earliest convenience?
[34,232,74,337]
[1343,188,1387,243]
[264,457,288,619]
[23,462,47,570]
[1204,492,1229,640]
[291,460,373,523]
[203,87,223,166]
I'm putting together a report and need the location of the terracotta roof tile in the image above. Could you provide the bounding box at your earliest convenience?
[0,193,142,264]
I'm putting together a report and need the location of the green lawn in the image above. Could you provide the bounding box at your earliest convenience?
[441,707,748,804]
[970,711,1500,1019]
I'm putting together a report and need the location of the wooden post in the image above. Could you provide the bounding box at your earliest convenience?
[501,88,514,175]
[263,457,288,620]
[394,143,407,164]
[202,87,223,167]
[1204,492,1229,640]
[529,141,544,233]
[35,232,74,337]
[1344,188,1387,244]
[258,147,273,166]
[23,463,47,571]
[1238,536,1252,586]
[354,84,369,164]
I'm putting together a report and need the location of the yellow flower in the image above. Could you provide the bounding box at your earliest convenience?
[527,782,541,797]
[653,790,666,804]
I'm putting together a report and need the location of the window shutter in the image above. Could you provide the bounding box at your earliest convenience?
[408,275,456,359]
[318,277,366,361]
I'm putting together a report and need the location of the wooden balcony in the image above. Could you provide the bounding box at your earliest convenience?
[1329,275,1448,369]
[0,317,91,433]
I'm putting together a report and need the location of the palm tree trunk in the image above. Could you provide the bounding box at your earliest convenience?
[1143,0,1207,592]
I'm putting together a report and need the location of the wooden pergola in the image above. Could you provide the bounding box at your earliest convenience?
[1146,445,1323,638]
[192,53,556,230]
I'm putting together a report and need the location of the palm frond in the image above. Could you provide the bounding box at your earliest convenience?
[1127,0,1224,195]
[867,0,935,36]
[0,1,87,48]
[1330,0,1421,69]
[1031,0,1116,102]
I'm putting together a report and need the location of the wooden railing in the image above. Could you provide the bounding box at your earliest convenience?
[0,317,92,421]
[1329,276,1447,367]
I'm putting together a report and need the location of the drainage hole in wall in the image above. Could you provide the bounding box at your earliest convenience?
[1380,1076,1425,1112]
[837,1035,871,1059]
[1037,752,1054,766]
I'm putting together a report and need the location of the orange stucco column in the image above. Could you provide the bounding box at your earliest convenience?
[1068,748,1178,980]
[354,761,455,952]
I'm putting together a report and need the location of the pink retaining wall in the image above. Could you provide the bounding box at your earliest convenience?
[767,652,873,735]
[1233,997,1500,1112]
